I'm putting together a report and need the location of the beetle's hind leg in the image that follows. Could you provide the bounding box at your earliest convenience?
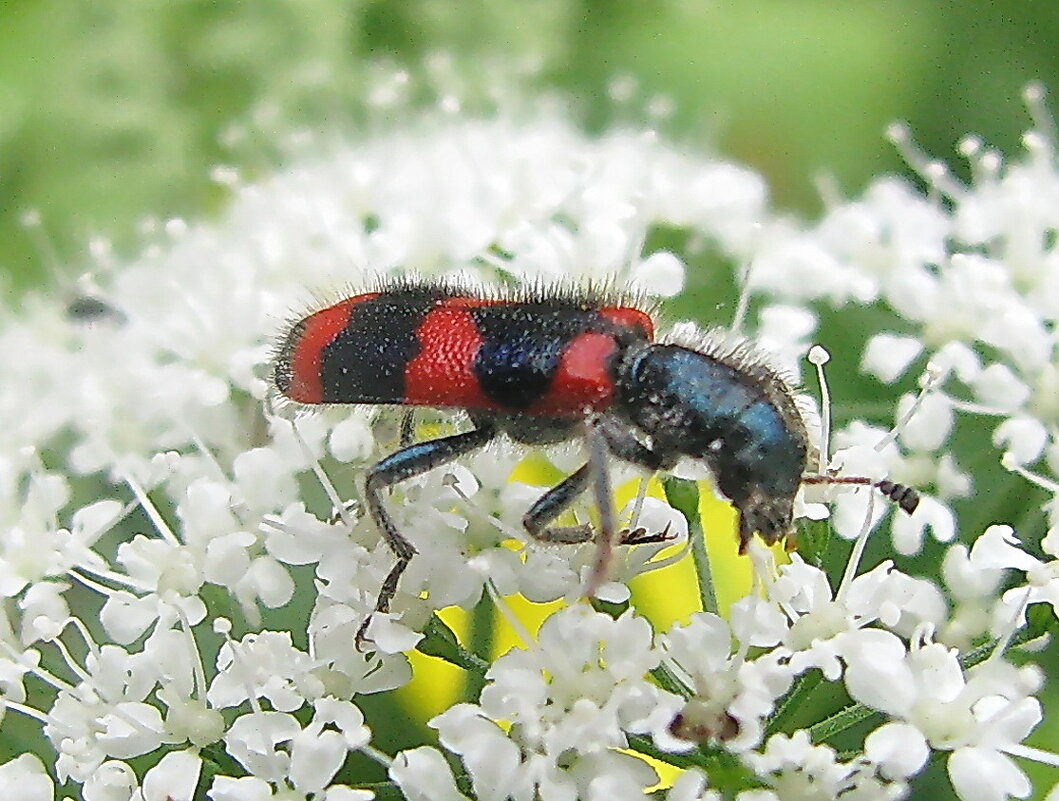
[360,420,497,649]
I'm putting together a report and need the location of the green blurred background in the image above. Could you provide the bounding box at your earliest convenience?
[2,0,1056,292]
[2,1,1058,797]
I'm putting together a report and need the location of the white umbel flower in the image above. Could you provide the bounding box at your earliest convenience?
[2,83,1059,801]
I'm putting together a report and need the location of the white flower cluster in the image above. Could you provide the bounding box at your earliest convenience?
[401,545,1049,801]
[0,86,1056,801]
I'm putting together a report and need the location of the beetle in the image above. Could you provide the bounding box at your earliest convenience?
[272,279,918,644]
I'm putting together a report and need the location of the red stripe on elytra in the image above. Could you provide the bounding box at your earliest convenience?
[528,331,619,416]
[601,307,654,339]
[404,308,494,408]
[288,293,379,403]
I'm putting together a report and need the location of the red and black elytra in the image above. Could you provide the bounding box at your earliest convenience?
[274,283,653,415]
[272,279,919,647]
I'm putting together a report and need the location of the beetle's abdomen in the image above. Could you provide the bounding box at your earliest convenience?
[273,287,653,416]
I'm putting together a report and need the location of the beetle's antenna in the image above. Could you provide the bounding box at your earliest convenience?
[801,473,920,516]
[800,344,921,517]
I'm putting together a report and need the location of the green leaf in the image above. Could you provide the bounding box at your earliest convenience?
[591,596,631,619]
[767,668,824,735]
[796,517,831,567]
[416,614,489,675]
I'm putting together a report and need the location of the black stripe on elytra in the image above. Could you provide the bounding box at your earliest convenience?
[319,289,443,404]
[470,304,610,410]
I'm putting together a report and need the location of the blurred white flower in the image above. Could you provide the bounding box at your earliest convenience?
[844,639,1042,801]
[432,605,679,800]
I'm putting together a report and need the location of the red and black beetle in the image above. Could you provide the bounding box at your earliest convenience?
[272,279,918,644]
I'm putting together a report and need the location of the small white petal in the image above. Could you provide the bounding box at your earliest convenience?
[842,631,914,716]
[141,750,201,801]
[290,728,346,794]
[71,500,124,546]
[314,698,371,748]
[245,556,296,609]
[0,754,54,801]
[969,525,1041,573]
[931,342,982,383]
[862,334,924,383]
[729,597,787,647]
[865,721,928,779]
[323,788,375,801]
[897,391,953,452]
[96,702,166,759]
[992,417,1048,466]
[666,769,714,801]
[225,711,300,776]
[330,415,375,463]
[366,613,424,654]
[84,762,136,801]
[948,747,1032,801]
[233,448,298,512]
[629,251,686,297]
[390,747,469,801]
[971,364,1031,412]
[759,305,818,345]
[891,496,956,555]
[207,775,274,801]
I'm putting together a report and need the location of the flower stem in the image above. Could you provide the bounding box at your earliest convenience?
[625,732,710,770]
[200,741,246,778]
[627,734,764,794]
[355,781,407,799]
[663,477,717,615]
[807,699,878,744]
